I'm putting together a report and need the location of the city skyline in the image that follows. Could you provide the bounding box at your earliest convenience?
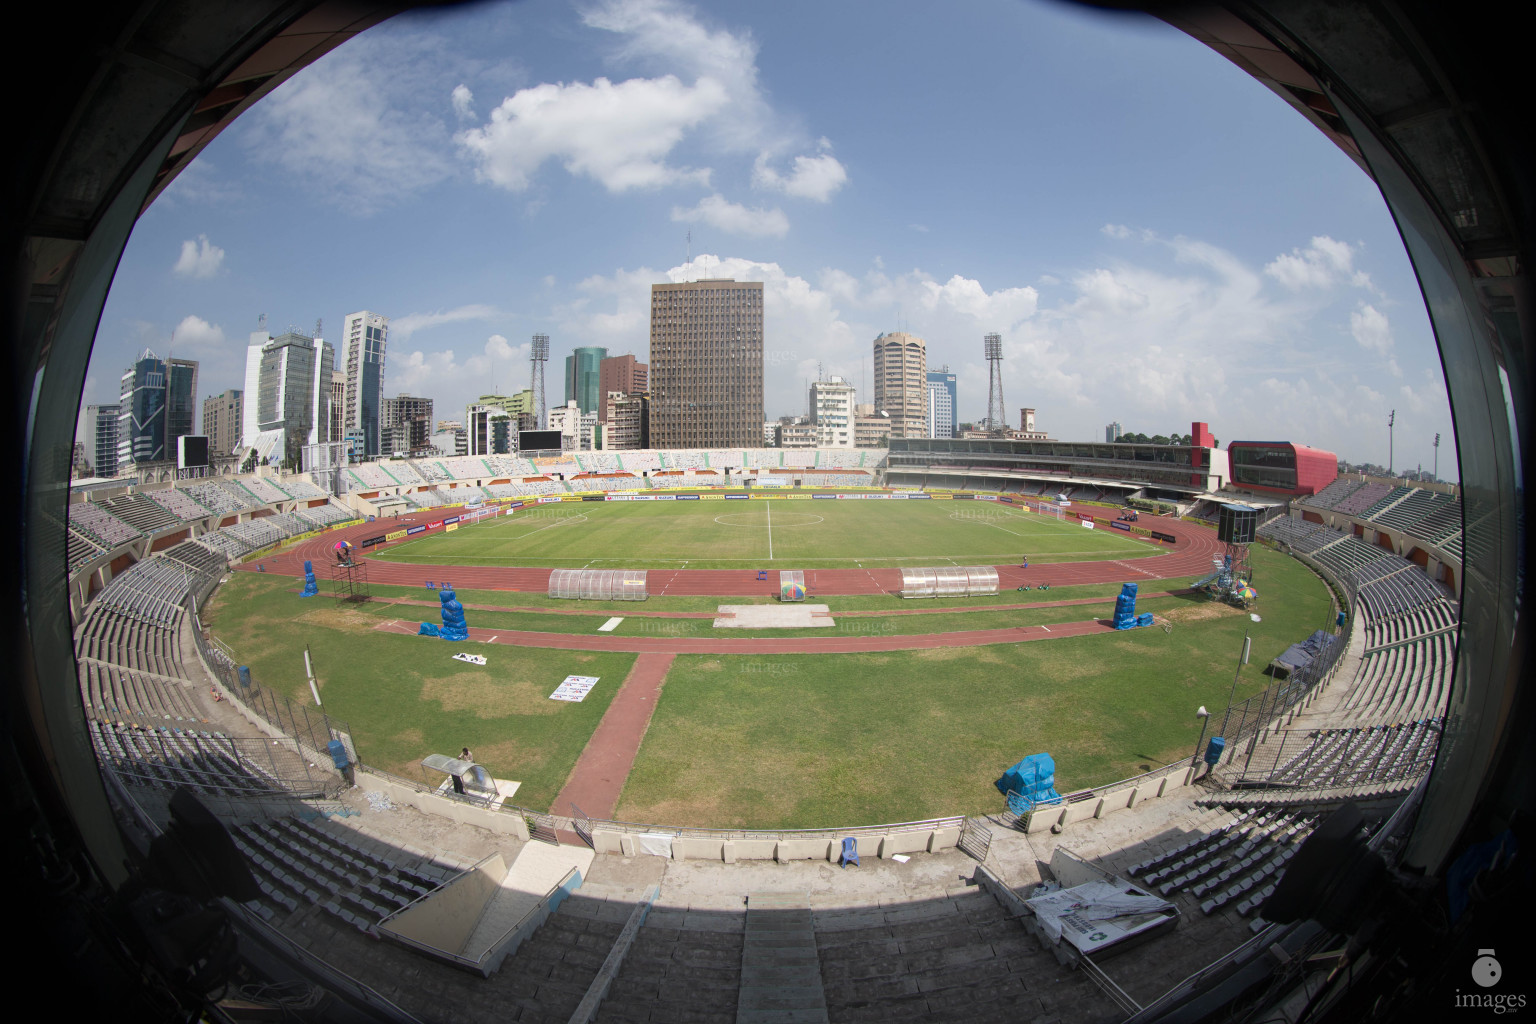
[75,0,1453,475]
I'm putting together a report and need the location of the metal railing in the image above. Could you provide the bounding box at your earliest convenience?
[573,813,965,843]
[189,598,356,774]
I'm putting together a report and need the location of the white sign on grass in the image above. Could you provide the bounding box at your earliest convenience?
[550,675,600,702]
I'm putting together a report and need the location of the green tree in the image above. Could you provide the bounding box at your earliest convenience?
[240,449,258,473]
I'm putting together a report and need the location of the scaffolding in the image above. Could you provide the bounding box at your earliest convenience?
[548,568,648,601]
[330,558,372,604]
[899,566,1000,599]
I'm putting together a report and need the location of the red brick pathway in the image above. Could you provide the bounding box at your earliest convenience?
[548,652,676,819]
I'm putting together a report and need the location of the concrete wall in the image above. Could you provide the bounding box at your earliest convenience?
[1025,767,1198,834]
[592,826,959,862]
[380,853,505,955]
[352,769,531,842]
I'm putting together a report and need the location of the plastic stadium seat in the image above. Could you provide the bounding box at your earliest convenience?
[840,837,859,867]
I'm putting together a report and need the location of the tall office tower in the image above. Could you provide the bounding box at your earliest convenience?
[330,370,346,443]
[380,394,434,456]
[926,368,957,439]
[649,278,764,448]
[809,376,857,448]
[564,346,608,415]
[256,330,324,464]
[241,329,268,450]
[342,311,388,458]
[1106,421,1122,443]
[872,331,927,439]
[166,357,199,444]
[202,389,242,456]
[117,351,170,467]
[87,404,119,477]
[597,354,648,422]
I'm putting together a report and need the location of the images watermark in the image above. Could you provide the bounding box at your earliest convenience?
[740,660,798,676]
[1455,949,1526,1014]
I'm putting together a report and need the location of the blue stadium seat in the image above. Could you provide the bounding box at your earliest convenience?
[840,836,859,867]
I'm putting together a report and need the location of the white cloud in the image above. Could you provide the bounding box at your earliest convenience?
[155,159,242,207]
[918,275,1040,325]
[457,0,842,206]
[389,334,533,404]
[173,236,224,278]
[459,75,723,192]
[243,31,457,213]
[752,150,847,202]
[1350,303,1393,356]
[1101,223,1131,239]
[451,84,475,121]
[671,194,788,237]
[170,314,228,351]
[1265,235,1372,291]
[391,304,500,342]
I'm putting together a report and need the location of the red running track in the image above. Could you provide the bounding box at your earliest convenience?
[245,503,1221,597]
[372,616,1117,654]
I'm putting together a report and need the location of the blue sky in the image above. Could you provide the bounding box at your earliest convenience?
[83,0,1455,477]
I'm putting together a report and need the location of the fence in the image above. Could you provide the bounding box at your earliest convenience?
[98,728,339,798]
[189,597,357,777]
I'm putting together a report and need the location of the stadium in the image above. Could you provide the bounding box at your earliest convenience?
[6,3,1529,1024]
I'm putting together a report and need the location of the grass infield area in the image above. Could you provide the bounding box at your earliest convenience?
[206,543,1333,827]
[368,496,1159,569]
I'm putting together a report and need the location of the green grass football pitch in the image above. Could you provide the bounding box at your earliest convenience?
[369,498,1158,569]
[206,545,1335,828]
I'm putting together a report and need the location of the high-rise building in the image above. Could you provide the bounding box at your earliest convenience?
[167,358,198,443]
[649,278,763,448]
[202,389,242,456]
[244,329,333,466]
[330,370,346,445]
[342,311,388,458]
[117,350,197,467]
[564,346,607,416]
[1106,421,1122,443]
[809,376,857,448]
[87,404,119,477]
[549,400,598,450]
[603,392,650,449]
[466,391,535,455]
[926,368,957,439]
[597,354,648,422]
[854,404,891,448]
[873,332,927,439]
[380,394,433,456]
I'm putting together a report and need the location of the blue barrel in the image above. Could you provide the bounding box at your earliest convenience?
[1337,610,1347,628]
[327,739,350,771]
[237,666,252,689]
[1204,736,1226,766]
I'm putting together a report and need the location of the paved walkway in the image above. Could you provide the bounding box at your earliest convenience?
[549,652,676,819]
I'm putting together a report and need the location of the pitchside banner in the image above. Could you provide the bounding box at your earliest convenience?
[977,495,998,501]
[1111,521,1131,531]
[724,493,749,499]
[813,493,837,499]
[656,494,676,500]
[386,530,406,541]
[676,494,699,500]
[1151,531,1178,543]
[359,534,387,547]
[406,526,425,535]
[444,516,460,525]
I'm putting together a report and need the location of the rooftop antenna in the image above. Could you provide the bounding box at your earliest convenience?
[315,317,323,338]
[257,313,267,330]
[686,230,691,280]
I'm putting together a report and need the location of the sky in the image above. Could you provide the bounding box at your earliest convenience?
[81,0,1456,478]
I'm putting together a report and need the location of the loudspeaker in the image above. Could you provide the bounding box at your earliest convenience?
[1218,504,1257,544]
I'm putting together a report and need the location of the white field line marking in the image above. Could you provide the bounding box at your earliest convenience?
[598,617,623,632]
[486,635,498,642]
[1042,626,1050,632]
[766,499,773,560]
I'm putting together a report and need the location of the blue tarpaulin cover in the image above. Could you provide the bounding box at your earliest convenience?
[417,588,469,641]
[996,753,1063,814]
[300,560,319,597]
[1113,582,1139,629]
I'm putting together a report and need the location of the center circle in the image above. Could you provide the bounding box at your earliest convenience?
[712,512,825,527]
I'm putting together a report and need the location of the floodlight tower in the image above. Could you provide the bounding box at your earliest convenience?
[985,333,1005,436]
[530,334,549,428]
